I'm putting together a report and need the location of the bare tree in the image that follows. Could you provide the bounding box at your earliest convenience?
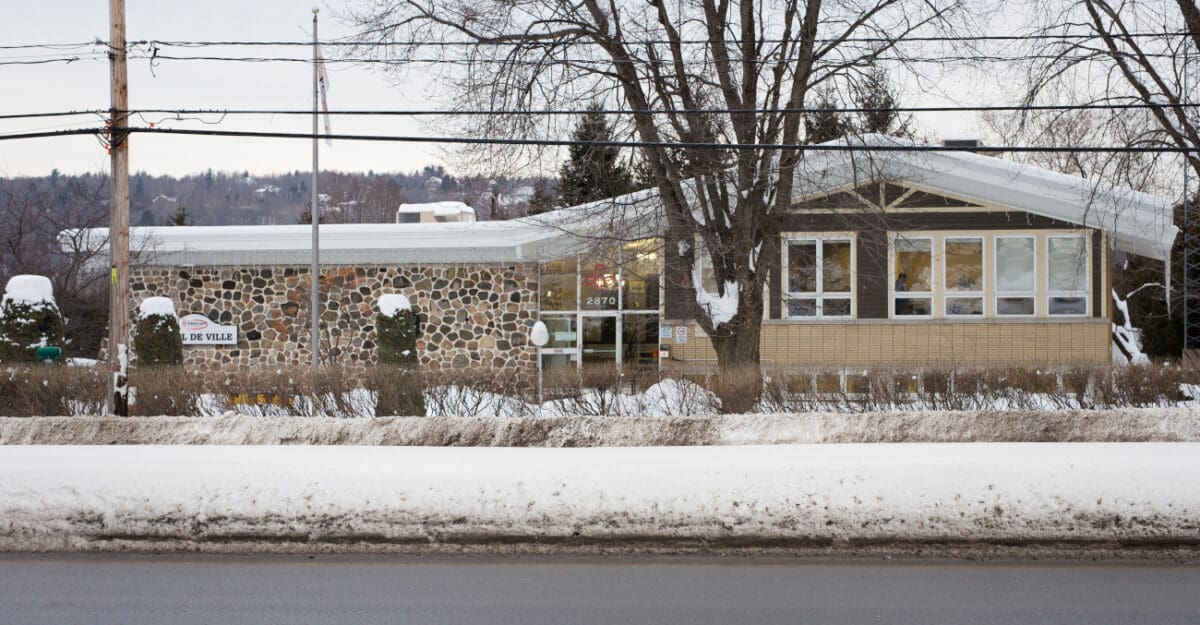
[998,0,1198,355]
[0,174,111,358]
[1007,0,1198,184]
[342,0,968,411]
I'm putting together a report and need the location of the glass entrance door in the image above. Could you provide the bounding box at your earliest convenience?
[580,315,618,366]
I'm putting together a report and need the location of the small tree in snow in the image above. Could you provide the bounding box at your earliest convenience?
[0,275,65,362]
[134,297,183,366]
[375,294,425,416]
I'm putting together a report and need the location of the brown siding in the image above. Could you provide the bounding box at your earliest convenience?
[1092,230,1103,318]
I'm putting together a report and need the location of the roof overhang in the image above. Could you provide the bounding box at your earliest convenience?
[793,134,1179,261]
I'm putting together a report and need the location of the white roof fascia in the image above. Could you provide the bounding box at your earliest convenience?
[793,134,1179,262]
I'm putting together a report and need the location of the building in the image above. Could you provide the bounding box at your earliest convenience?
[73,135,1177,374]
[394,201,477,224]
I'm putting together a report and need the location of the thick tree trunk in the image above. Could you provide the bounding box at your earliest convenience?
[708,319,763,414]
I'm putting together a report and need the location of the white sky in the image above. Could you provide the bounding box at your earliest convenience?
[0,1,442,178]
[0,1,983,178]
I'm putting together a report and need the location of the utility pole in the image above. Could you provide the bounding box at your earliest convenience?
[107,0,131,415]
[311,7,321,370]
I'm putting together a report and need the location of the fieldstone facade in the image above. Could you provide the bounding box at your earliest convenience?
[129,264,540,371]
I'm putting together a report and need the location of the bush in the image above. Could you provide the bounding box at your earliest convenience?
[377,299,420,366]
[134,313,183,366]
[0,276,65,363]
[0,364,106,416]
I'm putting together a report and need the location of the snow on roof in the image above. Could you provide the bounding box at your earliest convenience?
[71,220,570,266]
[378,294,411,317]
[138,296,177,320]
[395,201,476,216]
[64,134,1174,266]
[794,134,1179,261]
[2,275,56,309]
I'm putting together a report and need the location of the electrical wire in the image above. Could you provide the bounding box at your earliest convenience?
[106,126,1196,153]
[129,31,1199,47]
[116,102,1200,117]
[3,101,1195,124]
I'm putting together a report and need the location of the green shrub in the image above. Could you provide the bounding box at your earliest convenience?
[0,276,65,363]
[377,298,420,366]
[375,294,424,415]
[133,298,183,366]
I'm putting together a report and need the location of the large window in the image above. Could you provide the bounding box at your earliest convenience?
[1047,235,1089,315]
[995,236,1036,316]
[621,240,660,311]
[540,258,577,311]
[892,237,932,316]
[580,249,620,310]
[944,237,984,316]
[537,239,662,371]
[783,237,853,318]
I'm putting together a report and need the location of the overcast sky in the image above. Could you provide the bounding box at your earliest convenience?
[1,1,981,178]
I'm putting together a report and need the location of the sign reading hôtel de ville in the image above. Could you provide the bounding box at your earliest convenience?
[179,313,238,345]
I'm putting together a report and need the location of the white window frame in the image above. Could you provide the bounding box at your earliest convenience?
[890,235,934,319]
[782,236,855,319]
[994,234,1037,317]
[1045,234,1090,317]
[942,236,986,317]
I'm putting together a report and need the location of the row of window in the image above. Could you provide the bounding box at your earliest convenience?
[783,232,1090,319]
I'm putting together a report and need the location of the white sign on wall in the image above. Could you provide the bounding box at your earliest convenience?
[179,314,238,345]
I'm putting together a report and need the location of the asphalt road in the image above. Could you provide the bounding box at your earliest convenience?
[2,554,1198,625]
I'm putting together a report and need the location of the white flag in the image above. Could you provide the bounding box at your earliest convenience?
[316,45,332,146]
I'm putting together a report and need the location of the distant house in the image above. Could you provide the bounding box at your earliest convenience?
[69,134,1176,373]
[394,201,477,224]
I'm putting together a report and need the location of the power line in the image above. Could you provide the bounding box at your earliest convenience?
[0,110,106,120]
[0,41,100,50]
[2,126,1195,154]
[3,100,1195,124]
[119,51,1180,66]
[126,31,1199,47]
[0,128,104,141]
[116,126,1199,153]
[118,102,1200,117]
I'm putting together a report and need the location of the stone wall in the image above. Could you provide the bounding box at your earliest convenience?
[129,264,540,371]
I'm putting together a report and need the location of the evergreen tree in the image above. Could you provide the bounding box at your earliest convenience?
[557,104,633,207]
[0,276,65,363]
[852,67,915,138]
[526,178,556,216]
[804,88,853,144]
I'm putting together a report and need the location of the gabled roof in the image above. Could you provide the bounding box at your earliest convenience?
[792,134,1179,261]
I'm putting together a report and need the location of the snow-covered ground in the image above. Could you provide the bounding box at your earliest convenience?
[1,443,1197,553]
[3,408,1200,446]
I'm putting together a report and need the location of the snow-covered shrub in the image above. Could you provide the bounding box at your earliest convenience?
[375,294,425,416]
[133,297,183,366]
[0,275,65,363]
[377,294,419,366]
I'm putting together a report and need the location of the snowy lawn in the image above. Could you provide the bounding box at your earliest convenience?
[4,408,1200,446]
[1,443,1197,552]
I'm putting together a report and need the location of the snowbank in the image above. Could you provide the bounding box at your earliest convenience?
[1,443,1196,553]
[377,294,411,317]
[137,296,176,320]
[3,408,1199,447]
[1,275,55,309]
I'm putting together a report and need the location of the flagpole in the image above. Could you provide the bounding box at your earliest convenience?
[310,7,320,370]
